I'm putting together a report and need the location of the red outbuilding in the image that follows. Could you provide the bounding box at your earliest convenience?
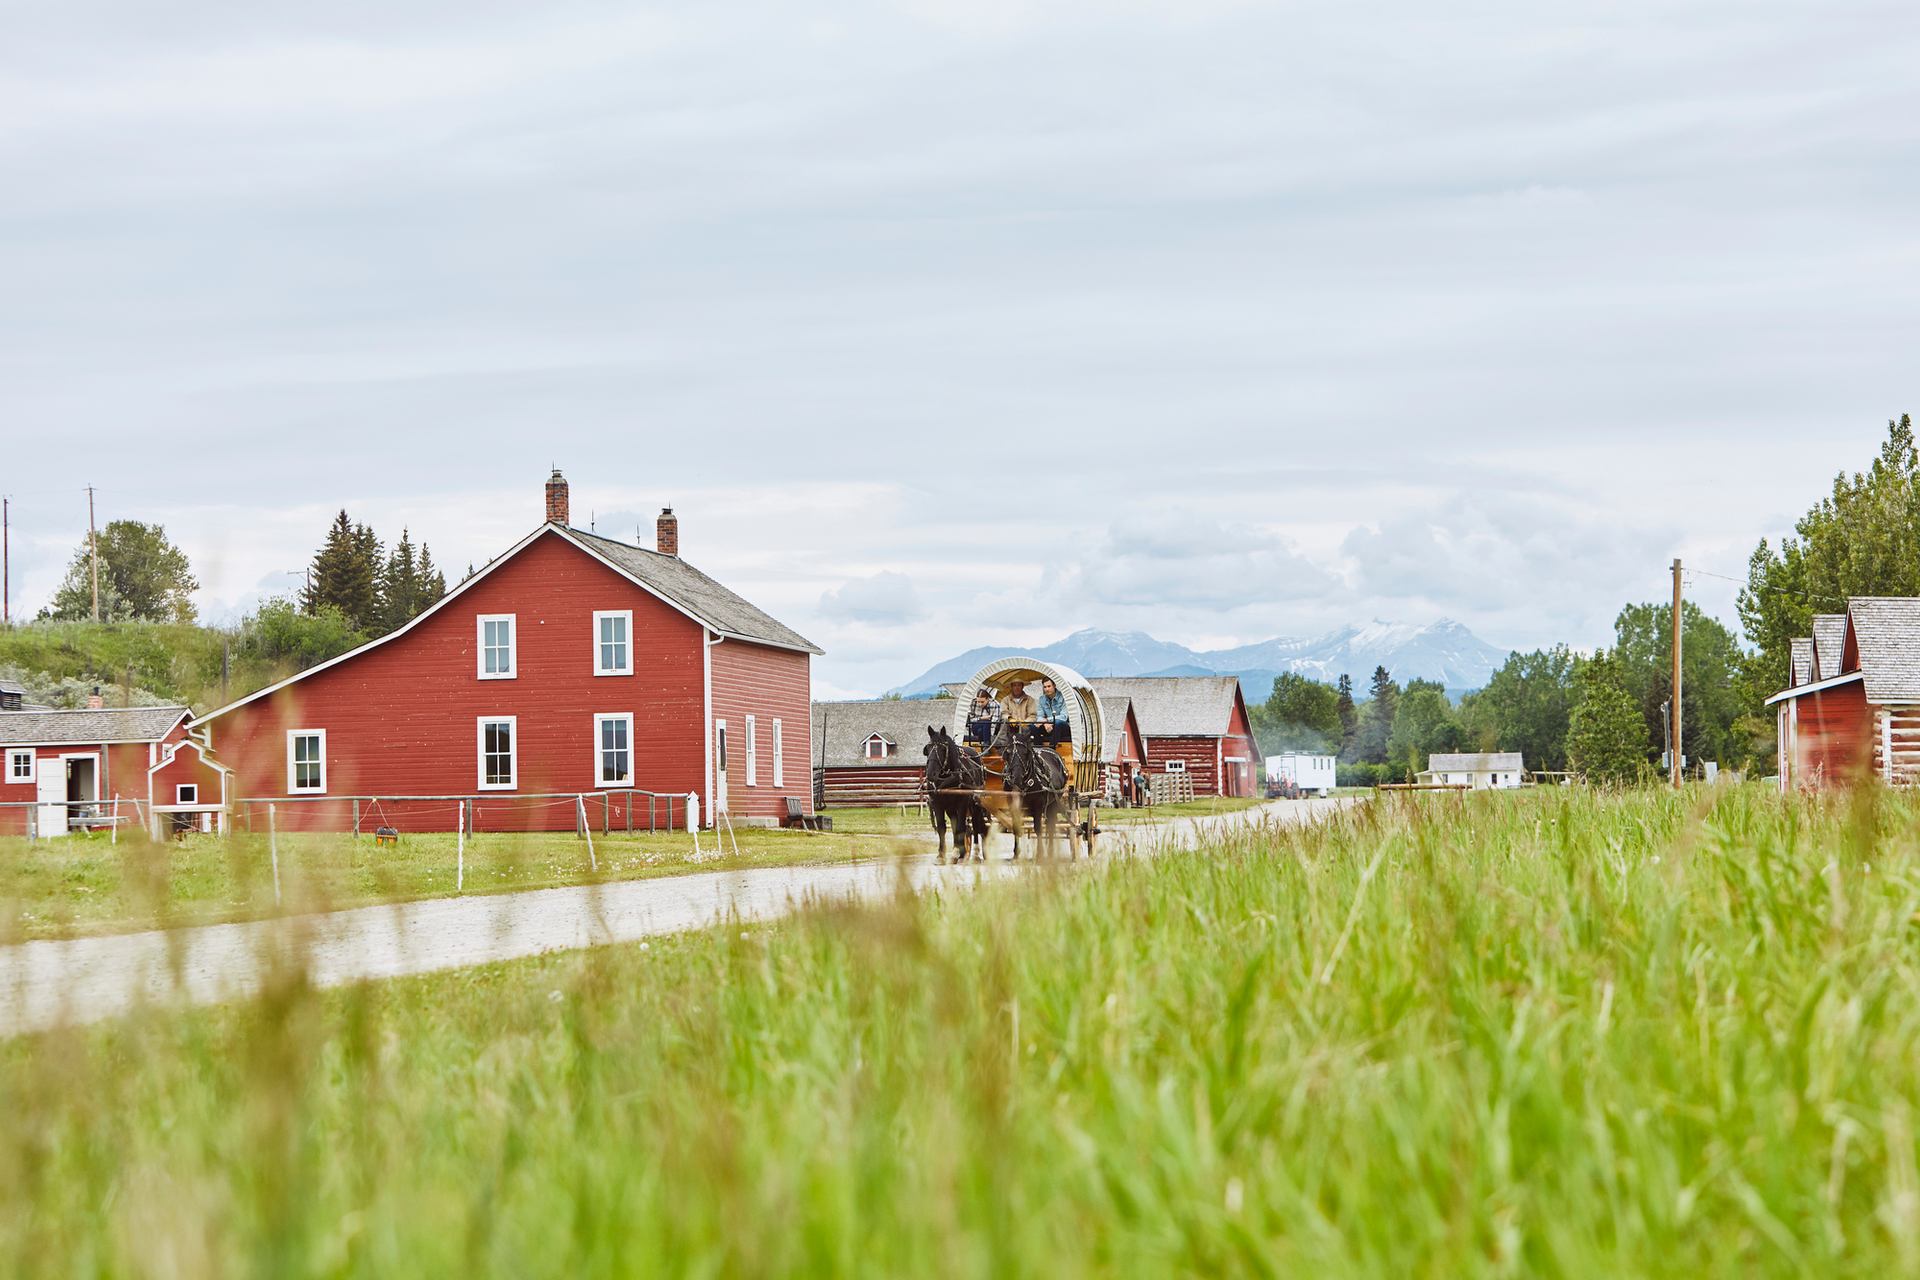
[1088,676,1258,797]
[1768,598,1920,789]
[0,703,201,837]
[195,472,819,831]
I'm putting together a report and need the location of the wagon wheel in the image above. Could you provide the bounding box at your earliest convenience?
[1082,798,1099,858]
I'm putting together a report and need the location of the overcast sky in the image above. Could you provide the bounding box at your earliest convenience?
[3,0,1915,696]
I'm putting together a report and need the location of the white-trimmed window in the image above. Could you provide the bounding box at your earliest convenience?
[477,614,517,679]
[773,718,785,787]
[593,610,632,676]
[478,717,517,790]
[596,713,634,787]
[1164,759,1187,774]
[864,734,895,760]
[745,715,758,787]
[176,784,198,805]
[6,749,33,783]
[287,730,326,794]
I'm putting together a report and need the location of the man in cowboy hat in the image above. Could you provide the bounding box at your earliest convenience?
[999,680,1037,725]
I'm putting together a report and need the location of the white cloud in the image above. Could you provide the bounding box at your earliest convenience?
[819,571,924,623]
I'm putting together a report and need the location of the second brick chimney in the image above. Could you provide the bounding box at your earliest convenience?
[656,507,679,557]
[545,469,570,526]
[87,686,104,710]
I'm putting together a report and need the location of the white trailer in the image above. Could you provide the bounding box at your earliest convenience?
[1266,752,1336,797]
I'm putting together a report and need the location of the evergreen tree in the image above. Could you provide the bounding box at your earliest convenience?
[1354,666,1398,764]
[1568,653,1649,785]
[381,529,421,632]
[304,511,381,633]
[1335,673,1358,759]
[417,544,447,610]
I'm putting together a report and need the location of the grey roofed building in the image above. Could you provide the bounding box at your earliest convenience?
[0,706,191,746]
[1842,597,1920,703]
[1789,638,1816,687]
[1812,614,1848,682]
[1086,676,1246,737]
[1422,751,1525,774]
[568,527,822,655]
[1099,696,1137,759]
[809,699,949,769]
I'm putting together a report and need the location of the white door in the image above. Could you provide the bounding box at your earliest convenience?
[36,761,66,837]
[715,721,729,814]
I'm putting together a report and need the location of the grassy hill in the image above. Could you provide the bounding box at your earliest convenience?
[0,608,365,714]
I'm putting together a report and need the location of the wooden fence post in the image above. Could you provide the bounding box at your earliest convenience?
[576,795,597,870]
[456,800,465,892]
[268,802,282,905]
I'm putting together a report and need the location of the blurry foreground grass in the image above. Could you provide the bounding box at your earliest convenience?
[8,785,1920,1275]
[0,823,918,942]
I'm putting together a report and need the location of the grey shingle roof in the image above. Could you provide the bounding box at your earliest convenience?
[1789,638,1815,687]
[1087,677,1244,738]
[568,528,822,654]
[0,705,189,746]
[1812,615,1848,681]
[0,679,26,697]
[1847,598,1920,702]
[1422,752,1524,774]
[809,700,950,769]
[1099,696,1137,759]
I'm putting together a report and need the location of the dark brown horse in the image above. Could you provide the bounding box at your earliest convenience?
[1001,724,1073,860]
[923,726,989,863]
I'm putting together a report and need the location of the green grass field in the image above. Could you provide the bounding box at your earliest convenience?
[0,823,922,942]
[7,785,1920,1275]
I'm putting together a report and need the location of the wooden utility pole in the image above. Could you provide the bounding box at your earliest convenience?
[86,485,99,622]
[2,495,9,626]
[1670,558,1684,786]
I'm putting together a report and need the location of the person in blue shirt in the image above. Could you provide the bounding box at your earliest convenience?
[1037,678,1069,744]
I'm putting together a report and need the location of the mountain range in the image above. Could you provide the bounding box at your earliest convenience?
[886,621,1513,699]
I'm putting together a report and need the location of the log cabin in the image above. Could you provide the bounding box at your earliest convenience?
[1767,598,1920,789]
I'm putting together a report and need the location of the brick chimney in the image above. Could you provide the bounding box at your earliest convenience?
[544,469,570,526]
[656,507,679,556]
[87,686,103,710]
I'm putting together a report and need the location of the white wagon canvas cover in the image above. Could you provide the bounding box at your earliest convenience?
[947,657,1105,765]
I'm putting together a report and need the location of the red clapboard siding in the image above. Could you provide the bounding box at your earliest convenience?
[152,742,227,808]
[1789,680,1872,787]
[1145,736,1222,795]
[205,531,711,832]
[709,638,813,821]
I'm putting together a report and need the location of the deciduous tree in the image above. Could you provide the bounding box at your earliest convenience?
[1568,653,1649,785]
[46,521,199,623]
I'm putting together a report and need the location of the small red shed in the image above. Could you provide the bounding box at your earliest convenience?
[1769,598,1920,789]
[0,705,197,837]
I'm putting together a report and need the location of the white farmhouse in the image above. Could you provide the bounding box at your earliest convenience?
[1418,752,1525,789]
[1266,751,1336,797]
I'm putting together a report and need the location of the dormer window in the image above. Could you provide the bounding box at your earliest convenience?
[864,734,896,760]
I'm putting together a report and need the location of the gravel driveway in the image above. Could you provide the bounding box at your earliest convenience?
[0,798,1348,1036]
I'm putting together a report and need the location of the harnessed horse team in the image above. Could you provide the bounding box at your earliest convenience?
[922,721,1077,863]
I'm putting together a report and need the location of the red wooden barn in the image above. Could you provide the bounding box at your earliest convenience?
[1768,598,1920,789]
[195,472,819,832]
[808,699,942,808]
[0,702,222,837]
[1088,676,1258,797]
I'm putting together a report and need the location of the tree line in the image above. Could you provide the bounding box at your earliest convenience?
[1252,413,1913,784]
[300,511,447,636]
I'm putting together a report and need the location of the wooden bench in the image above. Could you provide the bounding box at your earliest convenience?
[783,798,831,831]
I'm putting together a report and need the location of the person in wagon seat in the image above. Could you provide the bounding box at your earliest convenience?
[999,681,1037,725]
[966,689,999,747]
[1037,678,1069,744]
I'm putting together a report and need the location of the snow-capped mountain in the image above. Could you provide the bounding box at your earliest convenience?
[886,621,1512,699]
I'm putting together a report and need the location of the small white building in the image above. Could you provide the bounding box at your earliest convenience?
[1266,752,1336,797]
[1418,751,1525,789]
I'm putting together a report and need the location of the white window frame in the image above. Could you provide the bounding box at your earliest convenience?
[6,748,33,784]
[593,609,633,677]
[745,715,758,787]
[477,716,518,791]
[176,784,198,805]
[477,613,517,680]
[287,729,327,794]
[773,718,784,787]
[595,713,634,788]
[1165,759,1187,774]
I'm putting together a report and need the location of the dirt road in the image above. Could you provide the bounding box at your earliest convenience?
[0,797,1348,1036]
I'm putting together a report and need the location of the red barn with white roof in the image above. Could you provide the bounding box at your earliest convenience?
[195,472,819,831]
